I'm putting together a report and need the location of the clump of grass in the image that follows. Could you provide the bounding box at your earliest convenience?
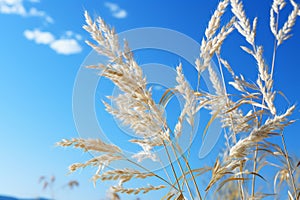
[57,0,300,199]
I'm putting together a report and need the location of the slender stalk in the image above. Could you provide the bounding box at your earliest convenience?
[269,10,297,198]
[197,69,201,92]
[170,139,203,200]
[217,54,245,199]
[147,99,197,199]
[238,161,245,200]
[124,157,179,191]
[251,106,262,198]
[270,42,278,80]
[238,183,244,200]
[216,54,236,142]
[249,9,278,195]
[172,121,202,200]
[182,155,202,200]
[270,10,279,80]
[141,98,185,194]
[280,132,297,197]
[158,157,173,186]
[165,121,202,200]
[161,141,183,195]
[251,144,258,197]
[251,103,262,199]
[167,141,195,200]
[159,112,202,200]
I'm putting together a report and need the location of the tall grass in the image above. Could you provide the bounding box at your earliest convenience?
[57,0,300,199]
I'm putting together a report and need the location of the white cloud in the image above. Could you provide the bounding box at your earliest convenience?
[24,29,54,44]
[23,29,82,55]
[50,39,82,55]
[0,0,53,23]
[105,2,127,19]
[0,0,26,15]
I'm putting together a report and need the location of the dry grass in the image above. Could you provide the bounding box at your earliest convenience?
[58,0,300,199]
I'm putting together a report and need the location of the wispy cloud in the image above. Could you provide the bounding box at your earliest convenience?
[28,7,53,23]
[105,2,127,19]
[24,29,82,55]
[0,0,53,23]
[65,30,82,40]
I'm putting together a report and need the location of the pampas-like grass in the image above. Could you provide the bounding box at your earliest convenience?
[57,0,300,199]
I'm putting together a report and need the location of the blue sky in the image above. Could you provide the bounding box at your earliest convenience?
[0,0,300,200]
